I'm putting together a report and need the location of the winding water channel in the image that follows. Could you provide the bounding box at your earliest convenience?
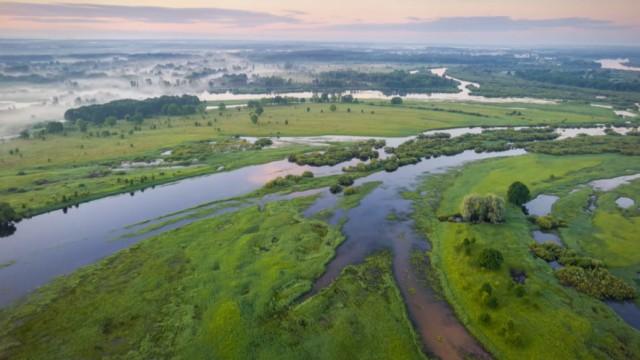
[1,126,639,358]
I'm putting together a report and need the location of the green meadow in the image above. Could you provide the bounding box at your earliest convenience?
[0,100,623,217]
[410,153,640,359]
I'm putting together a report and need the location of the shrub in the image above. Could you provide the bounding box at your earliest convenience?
[479,313,492,324]
[383,160,399,172]
[338,175,354,186]
[480,282,493,295]
[301,171,314,178]
[0,202,20,228]
[486,296,499,309]
[507,181,531,206]
[343,187,357,196]
[390,96,403,105]
[329,184,343,194]
[555,266,636,300]
[534,215,566,230]
[254,138,273,148]
[478,248,504,270]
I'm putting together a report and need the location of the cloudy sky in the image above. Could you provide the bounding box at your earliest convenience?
[0,0,638,45]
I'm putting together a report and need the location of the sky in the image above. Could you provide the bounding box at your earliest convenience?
[0,0,639,46]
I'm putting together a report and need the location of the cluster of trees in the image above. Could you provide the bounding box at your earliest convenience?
[208,69,457,95]
[526,135,640,156]
[341,128,561,176]
[64,95,201,125]
[264,171,313,189]
[329,175,355,194]
[529,243,635,300]
[312,70,457,95]
[288,139,385,166]
[515,69,640,92]
[460,194,506,224]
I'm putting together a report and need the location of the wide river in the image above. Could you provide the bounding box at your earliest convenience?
[0,126,638,359]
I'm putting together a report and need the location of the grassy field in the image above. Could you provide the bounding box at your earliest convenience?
[410,153,640,359]
[553,178,640,293]
[207,101,621,137]
[0,101,624,216]
[0,196,424,359]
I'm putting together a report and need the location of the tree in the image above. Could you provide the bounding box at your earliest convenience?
[391,96,403,105]
[19,129,29,139]
[105,116,117,127]
[329,104,337,112]
[507,181,531,206]
[45,121,64,134]
[338,175,354,186]
[341,94,354,103]
[0,202,19,229]
[76,119,88,132]
[250,113,259,125]
[478,248,504,270]
[218,102,226,111]
[461,194,505,224]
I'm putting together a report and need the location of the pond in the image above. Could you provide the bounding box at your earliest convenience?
[524,194,559,216]
[616,197,635,209]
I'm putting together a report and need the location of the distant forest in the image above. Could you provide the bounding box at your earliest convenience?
[64,95,201,124]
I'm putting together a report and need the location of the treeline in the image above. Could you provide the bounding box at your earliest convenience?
[64,95,201,124]
[208,70,457,95]
[313,70,457,95]
[333,128,558,174]
[515,69,640,92]
[526,134,640,156]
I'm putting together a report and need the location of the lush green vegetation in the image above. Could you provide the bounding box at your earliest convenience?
[527,134,640,155]
[507,181,531,206]
[313,70,458,95]
[448,66,640,108]
[409,153,640,359]
[529,243,635,300]
[4,101,622,217]
[460,194,506,223]
[208,69,458,95]
[0,197,424,359]
[552,177,640,300]
[288,139,384,166]
[64,95,202,125]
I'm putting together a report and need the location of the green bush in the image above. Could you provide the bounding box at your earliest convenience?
[0,202,19,227]
[477,248,504,270]
[338,175,354,186]
[534,215,566,230]
[329,184,343,194]
[343,187,357,196]
[507,181,531,206]
[479,312,492,324]
[555,266,636,300]
[301,171,314,178]
[254,138,273,148]
[383,160,399,172]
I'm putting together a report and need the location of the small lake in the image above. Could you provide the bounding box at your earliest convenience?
[590,173,640,191]
[524,194,559,216]
[616,197,635,209]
